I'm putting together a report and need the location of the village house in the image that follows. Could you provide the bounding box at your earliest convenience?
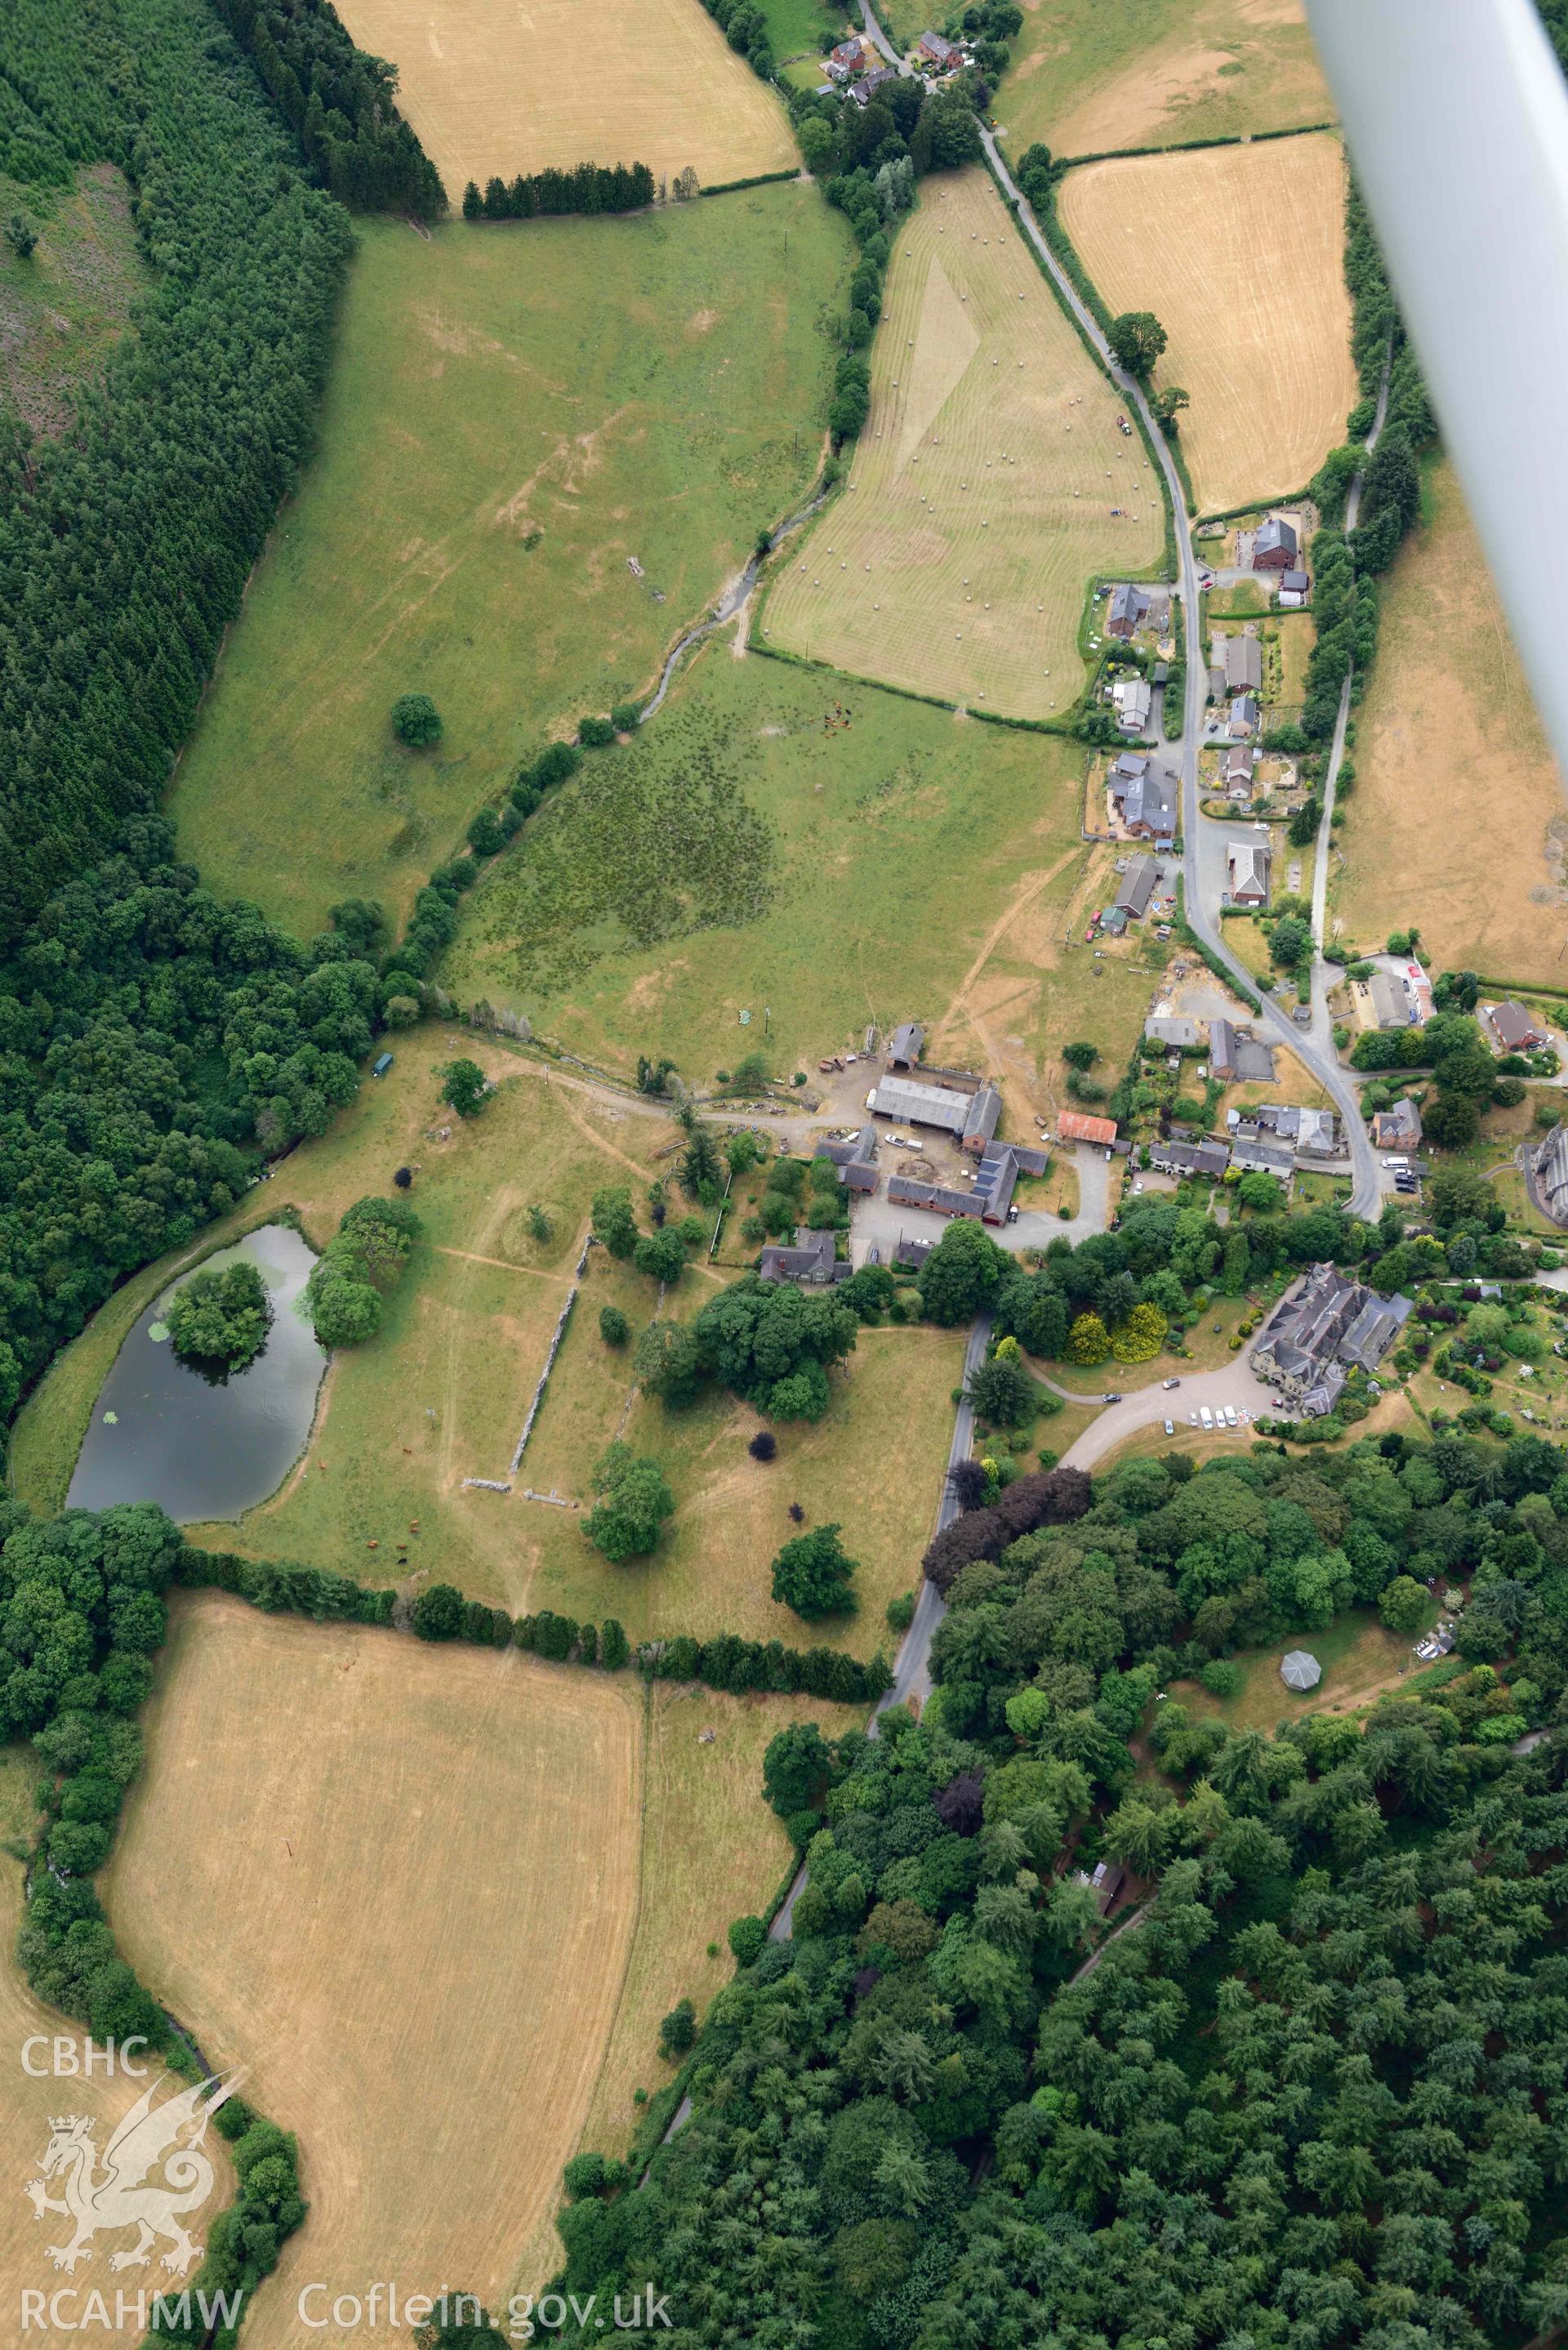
[1072,1858,1126,1915]
[1250,1261,1413,1414]
[1351,970,1418,1032]
[1108,752,1177,840]
[1371,1097,1422,1149]
[1220,633,1263,693]
[852,65,898,104]
[1233,1104,1338,1157]
[1227,691,1260,738]
[827,36,867,76]
[1222,743,1255,796]
[1207,1017,1276,1084]
[1226,838,1271,906]
[917,28,961,68]
[1149,1136,1230,1180]
[1488,1000,1549,1053]
[1106,582,1151,640]
[1115,854,1158,921]
[1145,1014,1201,1049]
[759,1226,851,1286]
[1252,515,1299,570]
[1229,1134,1295,1180]
[1276,567,1309,608]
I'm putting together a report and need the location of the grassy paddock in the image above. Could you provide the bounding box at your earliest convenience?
[166,191,852,937]
[1058,136,1355,515]
[1165,1602,1437,1734]
[765,167,1165,719]
[334,0,795,190]
[998,0,1331,164]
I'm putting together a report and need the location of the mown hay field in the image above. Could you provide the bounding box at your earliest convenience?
[333,0,796,192]
[105,1594,645,2333]
[166,189,850,939]
[1000,0,1331,163]
[1058,133,1355,514]
[1334,458,1568,985]
[764,166,1163,718]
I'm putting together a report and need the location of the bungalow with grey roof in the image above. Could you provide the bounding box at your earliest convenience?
[1223,634,1263,693]
[1116,854,1158,920]
[760,1226,851,1286]
[1227,692,1261,738]
[1490,1000,1548,1053]
[1227,838,1271,906]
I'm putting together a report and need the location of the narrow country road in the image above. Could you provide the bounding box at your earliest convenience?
[979,129,1382,1221]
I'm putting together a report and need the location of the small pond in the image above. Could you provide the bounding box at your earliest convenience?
[67,1224,328,1523]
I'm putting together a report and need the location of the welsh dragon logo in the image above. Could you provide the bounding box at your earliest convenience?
[24,2070,243,2276]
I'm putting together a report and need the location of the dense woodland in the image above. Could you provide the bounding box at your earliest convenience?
[552,1429,1568,2349]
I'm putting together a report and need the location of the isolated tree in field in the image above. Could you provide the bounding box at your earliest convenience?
[634,1318,704,1407]
[1062,1041,1099,1071]
[439,1057,490,1118]
[167,1260,272,1375]
[749,1429,777,1461]
[585,1442,676,1563]
[1152,385,1189,430]
[599,1304,629,1347]
[1107,310,1167,378]
[5,212,38,259]
[634,1228,688,1285]
[772,1522,858,1619]
[390,692,442,747]
[592,1184,639,1258]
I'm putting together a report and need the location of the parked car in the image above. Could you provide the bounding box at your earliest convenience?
[1382,1157,1410,1171]
[1163,1418,1174,1436]
[1223,1406,1238,1428]
[1100,1391,1122,1403]
[1162,1377,1180,1389]
[1200,1406,1214,1429]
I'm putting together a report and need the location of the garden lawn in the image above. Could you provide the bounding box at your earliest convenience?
[165,190,852,939]
[1167,1603,1437,1732]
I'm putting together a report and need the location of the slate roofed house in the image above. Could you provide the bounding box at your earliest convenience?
[1372,1098,1422,1148]
[1150,1137,1231,1180]
[1113,678,1153,736]
[815,1126,879,1193]
[1491,1000,1548,1052]
[1207,1016,1239,1079]
[918,29,961,66]
[1352,970,1414,1032]
[1109,754,1177,839]
[1227,692,1260,738]
[1057,1109,1118,1147]
[1230,1135,1295,1179]
[1536,1122,1568,1225]
[1209,1016,1276,1083]
[1107,583,1151,640]
[960,1083,1003,1157]
[1250,1260,1412,1412]
[1253,515,1299,569]
[1277,567,1310,607]
[829,36,866,71]
[1227,838,1271,906]
[888,1020,925,1070]
[760,1226,850,1286]
[1223,634,1263,693]
[1115,854,1158,920]
[1223,742,1255,794]
[853,65,897,103]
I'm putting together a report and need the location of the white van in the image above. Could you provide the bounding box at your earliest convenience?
[1223,1406,1238,1428]
[1199,1406,1214,1430]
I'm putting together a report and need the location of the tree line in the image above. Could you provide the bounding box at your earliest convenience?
[209,0,448,217]
[461,163,657,223]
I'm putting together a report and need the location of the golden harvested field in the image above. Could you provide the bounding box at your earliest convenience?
[1001,0,1332,164]
[1334,458,1568,984]
[1058,134,1355,515]
[764,166,1163,717]
[333,0,795,194]
[105,1594,645,2332]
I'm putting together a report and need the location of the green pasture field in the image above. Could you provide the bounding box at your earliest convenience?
[443,637,1094,1088]
[164,189,853,940]
[758,0,846,60]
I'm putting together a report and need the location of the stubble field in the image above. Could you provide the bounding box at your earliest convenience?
[105,1594,646,2332]
[1000,0,1332,163]
[332,0,796,193]
[1334,457,1568,984]
[763,166,1164,718]
[1058,133,1355,515]
[165,190,849,939]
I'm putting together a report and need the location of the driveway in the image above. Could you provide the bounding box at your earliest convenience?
[849,1144,1112,1266]
[1055,1360,1279,1473]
